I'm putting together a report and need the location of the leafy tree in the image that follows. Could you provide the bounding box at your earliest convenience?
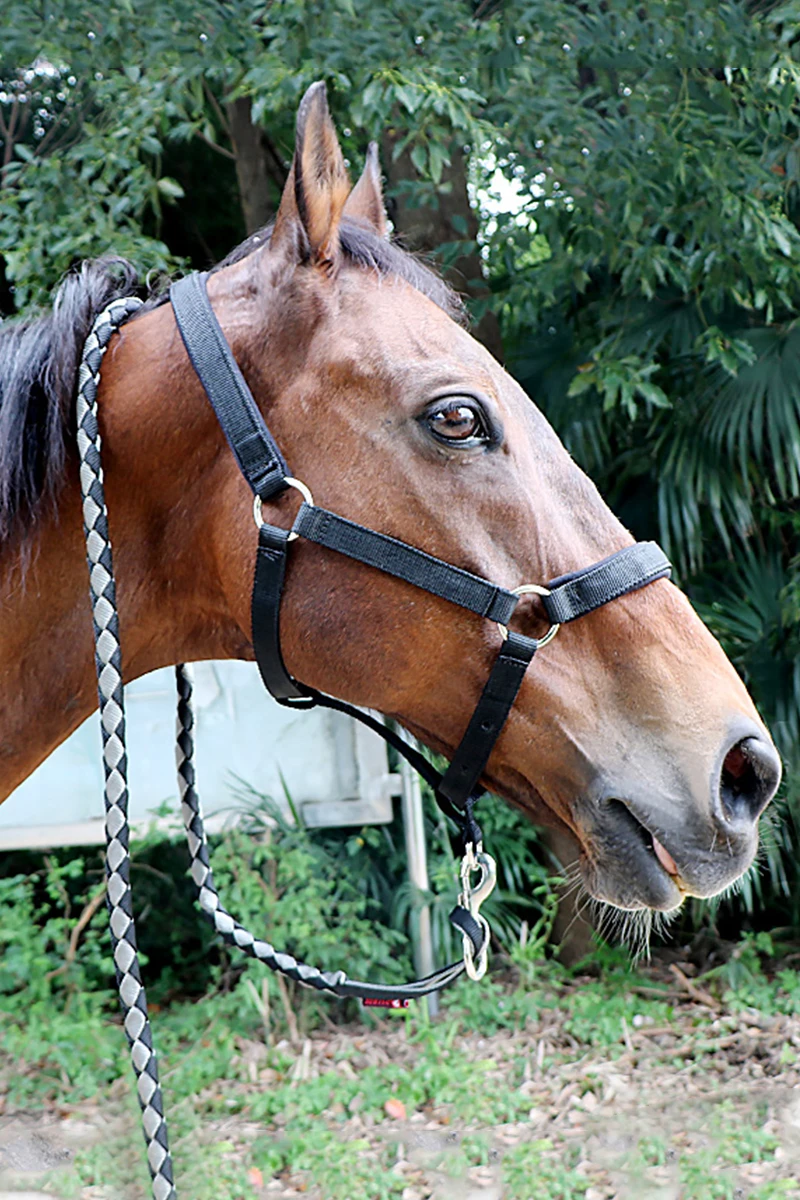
[488,4,800,927]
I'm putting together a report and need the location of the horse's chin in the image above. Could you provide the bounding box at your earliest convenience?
[579,850,686,914]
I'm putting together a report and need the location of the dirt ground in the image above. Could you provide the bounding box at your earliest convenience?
[1,963,799,1200]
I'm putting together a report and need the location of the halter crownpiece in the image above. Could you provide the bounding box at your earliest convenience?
[78,279,670,1200]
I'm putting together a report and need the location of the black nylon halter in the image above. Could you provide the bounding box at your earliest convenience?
[170,271,671,988]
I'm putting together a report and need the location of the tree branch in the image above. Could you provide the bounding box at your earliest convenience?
[260,128,288,189]
[3,96,20,170]
[44,882,107,981]
[195,130,237,160]
[202,77,231,139]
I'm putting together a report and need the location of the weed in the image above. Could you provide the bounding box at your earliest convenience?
[502,1138,589,1199]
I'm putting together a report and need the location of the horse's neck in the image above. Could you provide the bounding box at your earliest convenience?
[0,294,255,804]
[0,464,102,799]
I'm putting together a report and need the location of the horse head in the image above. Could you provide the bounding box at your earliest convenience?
[177,83,777,914]
[0,83,781,919]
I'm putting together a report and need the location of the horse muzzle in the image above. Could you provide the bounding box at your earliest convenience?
[575,727,782,912]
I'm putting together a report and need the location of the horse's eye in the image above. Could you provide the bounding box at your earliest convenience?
[425,399,489,445]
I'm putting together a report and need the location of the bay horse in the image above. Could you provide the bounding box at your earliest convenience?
[0,84,781,920]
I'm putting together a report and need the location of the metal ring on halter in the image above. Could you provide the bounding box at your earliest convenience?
[496,583,560,648]
[253,477,315,541]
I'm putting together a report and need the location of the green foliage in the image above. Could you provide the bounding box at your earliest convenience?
[205,797,411,1029]
[0,860,123,1108]
[0,859,112,1007]
[0,1003,123,1107]
[699,930,800,1014]
[489,5,800,932]
[502,1141,588,1200]
[3,932,794,1198]
[0,785,560,1054]
[0,54,180,307]
[562,972,672,1048]
[567,353,670,420]
[0,0,499,307]
[224,781,561,1023]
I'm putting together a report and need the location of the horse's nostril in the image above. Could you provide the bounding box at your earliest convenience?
[719,736,781,826]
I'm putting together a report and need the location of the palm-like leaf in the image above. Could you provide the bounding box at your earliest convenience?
[703,324,800,500]
[694,546,800,760]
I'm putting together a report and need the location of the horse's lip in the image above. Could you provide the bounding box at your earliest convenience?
[577,798,686,911]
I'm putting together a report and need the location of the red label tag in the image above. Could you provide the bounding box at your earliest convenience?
[362,997,410,1008]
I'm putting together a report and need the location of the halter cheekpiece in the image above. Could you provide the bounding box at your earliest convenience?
[77,277,670,1200]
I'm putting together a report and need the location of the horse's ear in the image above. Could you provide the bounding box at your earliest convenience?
[343,142,388,237]
[272,82,350,271]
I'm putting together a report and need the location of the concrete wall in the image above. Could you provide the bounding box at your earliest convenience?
[0,662,397,849]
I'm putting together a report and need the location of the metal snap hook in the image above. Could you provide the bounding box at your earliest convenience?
[459,842,497,981]
[253,477,315,541]
[496,583,560,648]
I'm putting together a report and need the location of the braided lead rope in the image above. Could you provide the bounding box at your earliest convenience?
[174,664,471,999]
[77,295,176,1200]
[174,664,350,992]
[77,296,481,1196]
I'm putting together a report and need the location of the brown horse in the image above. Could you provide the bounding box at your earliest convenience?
[0,84,781,917]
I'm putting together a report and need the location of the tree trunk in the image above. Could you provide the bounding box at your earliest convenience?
[226,96,278,235]
[381,134,504,362]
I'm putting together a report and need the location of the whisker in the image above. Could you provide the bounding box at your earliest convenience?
[585,899,658,962]
[556,883,594,948]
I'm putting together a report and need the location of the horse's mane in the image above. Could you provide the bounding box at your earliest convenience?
[0,221,463,543]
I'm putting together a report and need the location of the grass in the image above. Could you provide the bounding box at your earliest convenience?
[0,836,798,1197]
[1,950,799,1199]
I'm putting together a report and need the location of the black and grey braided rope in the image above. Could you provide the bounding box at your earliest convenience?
[175,664,353,992]
[77,295,176,1200]
[174,664,469,998]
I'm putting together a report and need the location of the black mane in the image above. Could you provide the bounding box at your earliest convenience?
[0,222,462,543]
